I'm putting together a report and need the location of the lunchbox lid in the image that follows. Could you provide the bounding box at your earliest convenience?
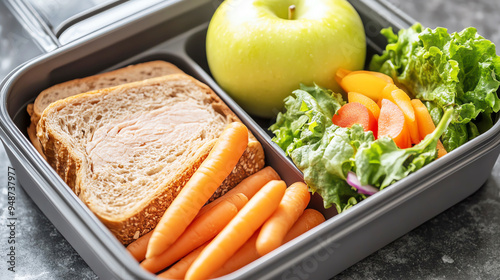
[4,0,216,49]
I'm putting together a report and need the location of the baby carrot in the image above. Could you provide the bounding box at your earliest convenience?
[126,231,153,262]
[211,208,326,278]
[141,196,247,273]
[210,230,261,278]
[157,242,209,280]
[196,166,280,218]
[256,182,311,255]
[185,180,287,280]
[127,194,246,263]
[146,122,248,259]
[283,208,326,244]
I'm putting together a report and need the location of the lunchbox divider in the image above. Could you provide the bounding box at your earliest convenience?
[187,59,309,188]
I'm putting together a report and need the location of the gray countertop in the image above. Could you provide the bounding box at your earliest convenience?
[0,0,499,279]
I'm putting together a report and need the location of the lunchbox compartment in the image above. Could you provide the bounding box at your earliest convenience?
[2,0,500,279]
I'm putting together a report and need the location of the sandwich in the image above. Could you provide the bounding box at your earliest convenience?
[32,62,265,244]
[27,61,184,158]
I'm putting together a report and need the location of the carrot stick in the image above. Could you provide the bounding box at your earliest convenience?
[157,242,209,280]
[256,182,311,255]
[126,230,153,262]
[211,208,326,278]
[283,208,326,244]
[141,196,247,273]
[184,180,287,280]
[196,166,280,218]
[146,122,248,259]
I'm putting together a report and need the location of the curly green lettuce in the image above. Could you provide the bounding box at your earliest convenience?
[355,108,453,190]
[270,84,451,212]
[270,84,368,213]
[370,23,500,151]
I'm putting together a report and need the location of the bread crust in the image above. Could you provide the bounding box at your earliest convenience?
[36,72,265,245]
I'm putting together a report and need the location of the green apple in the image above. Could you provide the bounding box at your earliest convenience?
[206,0,366,118]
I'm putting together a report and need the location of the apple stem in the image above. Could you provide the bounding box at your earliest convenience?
[288,5,295,20]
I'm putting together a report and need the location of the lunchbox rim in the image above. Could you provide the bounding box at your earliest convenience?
[1,0,500,278]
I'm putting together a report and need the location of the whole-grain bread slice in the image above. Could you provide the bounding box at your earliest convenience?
[27,61,184,159]
[30,61,184,124]
[36,73,265,245]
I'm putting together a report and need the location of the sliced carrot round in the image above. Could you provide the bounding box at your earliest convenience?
[378,99,410,149]
[348,92,381,119]
[332,102,377,136]
[379,85,420,144]
[390,89,420,144]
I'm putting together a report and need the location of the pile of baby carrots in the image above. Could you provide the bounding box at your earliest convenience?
[126,122,325,279]
[334,69,447,157]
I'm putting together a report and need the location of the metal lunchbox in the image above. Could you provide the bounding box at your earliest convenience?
[1,0,500,279]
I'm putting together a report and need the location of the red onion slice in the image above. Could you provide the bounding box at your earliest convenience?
[346,171,379,196]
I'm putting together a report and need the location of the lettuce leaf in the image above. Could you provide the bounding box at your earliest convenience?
[270,84,345,156]
[370,23,500,151]
[270,84,370,212]
[270,83,453,213]
[291,124,373,212]
[355,108,454,189]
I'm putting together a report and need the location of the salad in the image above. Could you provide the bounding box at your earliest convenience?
[270,23,500,213]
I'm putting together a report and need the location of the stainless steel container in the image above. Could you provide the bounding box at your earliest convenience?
[1,0,499,279]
